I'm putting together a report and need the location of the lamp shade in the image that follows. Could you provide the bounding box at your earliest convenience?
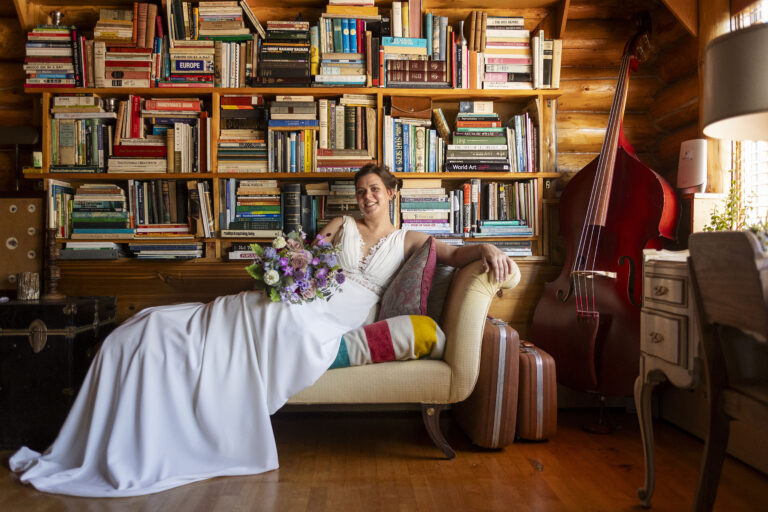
[702,22,768,141]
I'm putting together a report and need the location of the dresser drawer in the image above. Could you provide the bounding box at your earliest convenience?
[643,273,687,308]
[641,310,688,367]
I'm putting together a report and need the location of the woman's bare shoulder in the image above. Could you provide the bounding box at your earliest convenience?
[320,216,345,243]
[403,229,430,258]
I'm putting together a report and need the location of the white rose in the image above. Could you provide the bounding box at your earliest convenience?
[272,236,286,249]
[264,269,280,286]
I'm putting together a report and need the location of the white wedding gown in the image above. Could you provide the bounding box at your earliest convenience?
[10,216,407,497]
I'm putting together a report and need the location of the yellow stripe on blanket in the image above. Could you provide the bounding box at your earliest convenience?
[330,315,446,369]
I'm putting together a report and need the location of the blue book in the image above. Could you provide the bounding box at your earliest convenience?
[342,18,351,53]
[403,123,410,172]
[290,137,296,172]
[72,228,135,234]
[428,129,436,172]
[349,19,357,53]
[381,37,427,48]
[268,119,319,127]
[425,13,433,56]
[394,121,404,173]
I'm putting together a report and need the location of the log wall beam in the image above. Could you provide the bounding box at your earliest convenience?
[660,0,698,37]
[699,0,730,194]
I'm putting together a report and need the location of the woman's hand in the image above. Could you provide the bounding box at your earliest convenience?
[479,244,514,283]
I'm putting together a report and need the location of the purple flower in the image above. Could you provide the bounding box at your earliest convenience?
[294,270,305,281]
[316,267,328,279]
[279,257,289,268]
[335,272,345,284]
[324,254,338,267]
[311,256,320,265]
[296,279,309,291]
[282,266,294,276]
[316,276,328,288]
[264,247,277,259]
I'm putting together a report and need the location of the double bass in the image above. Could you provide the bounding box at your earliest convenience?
[531,19,679,397]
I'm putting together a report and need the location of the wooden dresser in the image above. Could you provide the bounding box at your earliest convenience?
[634,249,702,507]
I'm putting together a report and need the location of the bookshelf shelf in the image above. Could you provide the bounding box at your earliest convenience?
[30,173,216,180]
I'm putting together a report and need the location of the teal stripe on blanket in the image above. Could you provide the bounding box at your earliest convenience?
[329,336,350,369]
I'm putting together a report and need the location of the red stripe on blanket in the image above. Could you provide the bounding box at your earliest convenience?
[363,322,396,363]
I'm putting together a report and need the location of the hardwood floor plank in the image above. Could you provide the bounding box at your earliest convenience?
[2,410,766,512]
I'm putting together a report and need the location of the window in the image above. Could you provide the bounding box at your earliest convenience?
[731,1,768,225]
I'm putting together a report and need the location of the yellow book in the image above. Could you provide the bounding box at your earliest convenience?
[402,3,409,38]
[304,129,312,171]
[325,5,379,16]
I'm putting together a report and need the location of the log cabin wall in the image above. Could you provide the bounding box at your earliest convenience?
[0,3,36,192]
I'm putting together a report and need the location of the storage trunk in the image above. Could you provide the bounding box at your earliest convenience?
[0,296,116,450]
[517,340,557,440]
[454,317,520,448]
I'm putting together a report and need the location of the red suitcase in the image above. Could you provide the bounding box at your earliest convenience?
[453,318,520,449]
[517,341,557,440]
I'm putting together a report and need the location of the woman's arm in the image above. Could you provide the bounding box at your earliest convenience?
[404,230,515,283]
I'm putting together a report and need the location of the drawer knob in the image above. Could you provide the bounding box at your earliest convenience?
[653,285,669,296]
[649,331,665,344]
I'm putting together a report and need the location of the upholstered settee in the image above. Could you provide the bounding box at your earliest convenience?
[287,259,522,458]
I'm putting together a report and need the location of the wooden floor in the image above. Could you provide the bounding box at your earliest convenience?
[1,409,766,511]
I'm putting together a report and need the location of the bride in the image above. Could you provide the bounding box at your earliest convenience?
[10,164,514,497]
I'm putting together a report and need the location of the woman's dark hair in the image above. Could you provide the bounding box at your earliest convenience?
[354,163,398,191]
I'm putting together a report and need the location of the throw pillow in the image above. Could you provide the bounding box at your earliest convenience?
[330,315,445,369]
[378,236,437,320]
[426,264,456,323]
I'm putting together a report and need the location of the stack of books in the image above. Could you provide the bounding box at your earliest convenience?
[446,101,512,172]
[399,180,451,235]
[197,1,250,40]
[221,179,283,237]
[50,95,117,173]
[325,180,359,219]
[304,181,331,233]
[70,184,134,239]
[217,95,267,173]
[164,40,215,88]
[59,241,125,260]
[381,37,443,88]
[482,16,532,90]
[267,96,319,172]
[93,8,135,47]
[24,24,75,88]
[258,20,311,86]
[95,44,154,88]
[129,242,203,259]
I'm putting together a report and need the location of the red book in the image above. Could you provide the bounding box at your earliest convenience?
[130,95,141,138]
[104,60,153,67]
[456,120,502,128]
[221,95,265,106]
[113,145,168,157]
[356,19,364,54]
[144,99,202,111]
[106,47,153,53]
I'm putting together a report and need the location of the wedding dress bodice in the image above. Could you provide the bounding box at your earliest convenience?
[337,216,407,297]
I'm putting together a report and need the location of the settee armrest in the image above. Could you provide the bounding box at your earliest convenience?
[441,259,521,403]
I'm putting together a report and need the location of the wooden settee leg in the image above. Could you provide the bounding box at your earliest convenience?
[421,404,456,459]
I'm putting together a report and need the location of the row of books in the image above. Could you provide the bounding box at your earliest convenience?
[24,2,560,90]
[47,178,214,240]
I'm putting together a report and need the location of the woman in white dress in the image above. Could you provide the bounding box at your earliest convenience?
[10,165,514,497]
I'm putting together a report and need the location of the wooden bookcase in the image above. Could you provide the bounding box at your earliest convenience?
[18,0,570,317]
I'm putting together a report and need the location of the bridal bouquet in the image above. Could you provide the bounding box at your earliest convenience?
[245,229,345,304]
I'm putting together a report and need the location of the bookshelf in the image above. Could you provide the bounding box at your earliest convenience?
[21,0,566,265]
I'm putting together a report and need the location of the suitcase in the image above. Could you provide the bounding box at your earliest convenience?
[454,318,520,449]
[517,340,557,440]
[0,296,117,450]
